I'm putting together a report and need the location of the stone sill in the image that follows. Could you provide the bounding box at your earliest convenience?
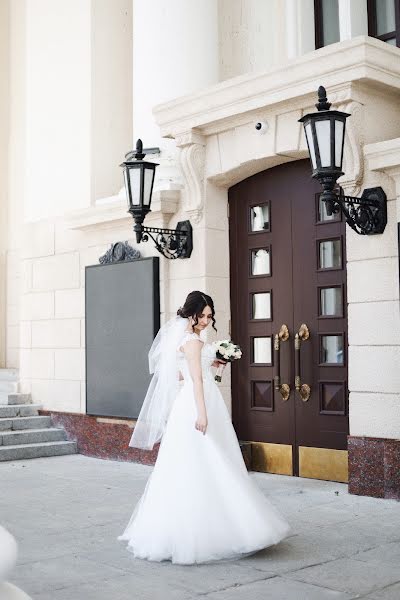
[365,137,400,173]
[64,189,181,232]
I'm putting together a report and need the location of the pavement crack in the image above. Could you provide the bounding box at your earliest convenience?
[194,574,278,596]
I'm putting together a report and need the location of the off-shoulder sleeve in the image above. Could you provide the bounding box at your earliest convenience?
[177,332,203,353]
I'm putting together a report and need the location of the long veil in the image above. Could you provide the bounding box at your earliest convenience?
[129,314,189,450]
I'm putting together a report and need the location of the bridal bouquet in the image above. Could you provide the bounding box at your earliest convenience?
[213,340,242,382]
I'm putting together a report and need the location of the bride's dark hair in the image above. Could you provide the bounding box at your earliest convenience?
[177,291,217,333]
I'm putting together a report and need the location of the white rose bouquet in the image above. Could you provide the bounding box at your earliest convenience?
[212,339,242,382]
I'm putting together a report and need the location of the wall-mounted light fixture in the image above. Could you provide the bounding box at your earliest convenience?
[299,87,387,235]
[120,139,193,259]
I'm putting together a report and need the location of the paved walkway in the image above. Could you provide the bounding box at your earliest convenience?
[1,454,400,600]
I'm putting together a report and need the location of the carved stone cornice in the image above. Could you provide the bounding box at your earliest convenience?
[176,131,206,224]
[154,38,400,139]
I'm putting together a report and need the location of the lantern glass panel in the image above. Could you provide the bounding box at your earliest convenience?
[315,119,331,167]
[334,119,344,168]
[305,122,317,169]
[123,170,130,207]
[143,166,155,207]
[128,167,141,206]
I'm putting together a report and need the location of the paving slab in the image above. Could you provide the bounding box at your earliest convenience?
[362,582,400,600]
[285,557,400,596]
[196,577,356,600]
[1,454,399,600]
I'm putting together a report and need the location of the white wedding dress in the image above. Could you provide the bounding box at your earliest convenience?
[118,330,290,564]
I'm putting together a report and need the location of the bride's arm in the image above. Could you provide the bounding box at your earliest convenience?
[183,339,207,434]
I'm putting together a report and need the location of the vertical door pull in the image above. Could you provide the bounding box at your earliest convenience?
[295,323,311,402]
[274,324,290,401]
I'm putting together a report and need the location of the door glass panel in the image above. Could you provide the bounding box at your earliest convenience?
[251,292,271,319]
[317,194,337,221]
[253,337,272,364]
[251,381,273,410]
[320,287,343,317]
[320,382,345,414]
[250,204,270,232]
[375,0,396,35]
[318,239,341,269]
[320,335,344,364]
[251,248,270,275]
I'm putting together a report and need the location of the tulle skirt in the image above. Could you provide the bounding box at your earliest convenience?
[118,378,290,565]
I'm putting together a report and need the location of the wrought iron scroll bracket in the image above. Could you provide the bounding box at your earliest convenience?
[328,186,387,236]
[134,220,193,260]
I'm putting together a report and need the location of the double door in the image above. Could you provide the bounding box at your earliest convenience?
[229,160,348,482]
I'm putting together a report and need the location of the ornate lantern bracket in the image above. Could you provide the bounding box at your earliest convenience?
[332,186,387,235]
[121,139,193,258]
[299,87,387,235]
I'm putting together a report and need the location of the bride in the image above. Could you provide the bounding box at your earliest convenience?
[118,290,290,564]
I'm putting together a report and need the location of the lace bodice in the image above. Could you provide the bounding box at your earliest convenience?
[176,331,216,384]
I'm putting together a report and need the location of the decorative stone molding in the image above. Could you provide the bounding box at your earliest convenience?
[154,38,400,201]
[336,100,364,197]
[154,37,400,139]
[99,242,141,264]
[364,138,400,217]
[176,131,206,224]
[365,137,400,176]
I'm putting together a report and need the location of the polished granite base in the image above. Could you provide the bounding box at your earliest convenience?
[348,436,400,500]
[39,410,158,465]
[39,410,252,469]
[38,412,399,499]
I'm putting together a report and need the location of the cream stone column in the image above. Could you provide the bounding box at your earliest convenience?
[0,0,10,367]
[132,0,219,191]
[24,0,132,219]
[15,1,132,405]
[346,138,400,441]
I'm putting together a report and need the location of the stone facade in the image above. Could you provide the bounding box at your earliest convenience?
[1,1,400,497]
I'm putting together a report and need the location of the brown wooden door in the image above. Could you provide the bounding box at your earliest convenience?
[229,160,349,481]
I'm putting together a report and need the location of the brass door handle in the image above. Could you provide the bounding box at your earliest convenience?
[295,323,311,402]
[274,324,290,401]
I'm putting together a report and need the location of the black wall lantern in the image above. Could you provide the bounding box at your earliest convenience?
[120,139,193,259]
[299,86,387,235]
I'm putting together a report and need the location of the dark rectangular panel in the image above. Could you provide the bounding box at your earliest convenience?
[85,257,160,418]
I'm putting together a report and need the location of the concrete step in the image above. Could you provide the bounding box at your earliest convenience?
[0,440,77,461]
[0,381,18,394]
[0,368,19,381]
[0,404,41,418]
[0,415,52,431]
[0,393,32,406]
[0,428,67,446]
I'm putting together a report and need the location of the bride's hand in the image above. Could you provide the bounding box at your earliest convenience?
[211,359,227,368]
[195,413,208,435]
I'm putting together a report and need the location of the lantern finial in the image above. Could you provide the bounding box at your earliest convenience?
[135,139,145,160]
[315,86,331,111]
